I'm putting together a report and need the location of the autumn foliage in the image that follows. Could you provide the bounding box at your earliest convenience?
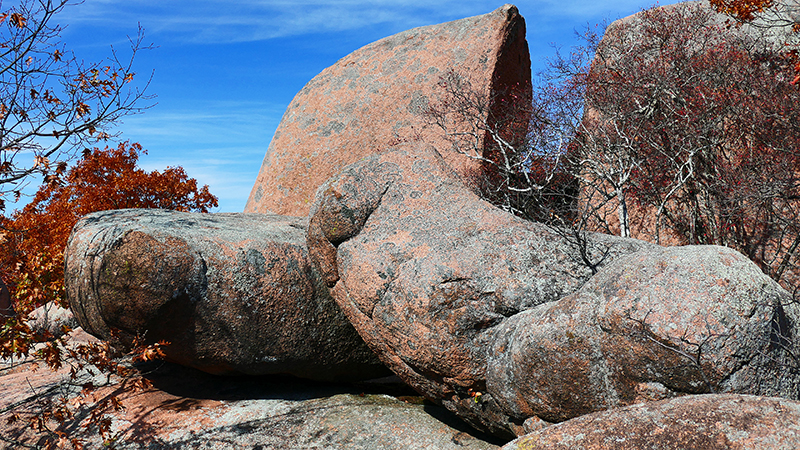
[710,0,800,83]
[0,0,152,210]
[709,0,775,22]
[0,141,216,448]
[0,141,217,316]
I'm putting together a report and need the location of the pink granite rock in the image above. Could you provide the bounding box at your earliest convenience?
[0,358,502,449]
[245,4,531,216]
[306,144,653,437]
[26,303,77,339]
[65,209,388,381]
[487,244,799,425]
[306,144,800,437]
[502,394,800,450]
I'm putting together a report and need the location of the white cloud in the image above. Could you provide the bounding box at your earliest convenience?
[46,0,685,213]
[62,0,683,45]
[64,0,484,44]
[112,100,284,212]
[529,0,664,18]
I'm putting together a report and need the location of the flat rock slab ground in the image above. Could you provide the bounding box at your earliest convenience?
[0,352,503,449]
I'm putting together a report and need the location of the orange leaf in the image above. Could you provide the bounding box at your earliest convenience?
[75,102,90,117]
[9,13,26,28]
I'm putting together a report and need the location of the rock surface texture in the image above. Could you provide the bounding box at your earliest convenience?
[27,303,77,339]
[307,144,654,437]
[306,144,800,437]
[40,3,800,447]
[487,245,799,425]
[584,0,800,244]
[1,354,502,449]
[65,209,387,381]
[608,0,799,50]
[501,394,800,450]
[244,4,531,216]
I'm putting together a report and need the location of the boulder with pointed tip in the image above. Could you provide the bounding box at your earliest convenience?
[245,4,531,216]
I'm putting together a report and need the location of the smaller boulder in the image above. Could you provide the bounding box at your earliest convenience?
[487,245,800,425]
[26,303,77,339]
[65,209,388,381]
[501,394,800,450]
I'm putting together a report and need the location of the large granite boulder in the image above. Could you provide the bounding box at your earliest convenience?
[65,209,388,381]
[487,245,799,425]
[501,394,800,450]
[245,4,531,216]
[306,144,654,437]
[306,144,800,437]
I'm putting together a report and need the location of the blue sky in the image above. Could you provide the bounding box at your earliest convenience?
[43,0,678,212]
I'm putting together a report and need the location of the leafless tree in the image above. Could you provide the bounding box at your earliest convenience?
[426,3,800,287]
[0,0,153,212]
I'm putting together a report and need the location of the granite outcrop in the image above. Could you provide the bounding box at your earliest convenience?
[26,2,800,448]
[244,4,531,217]
[306,144,800,437]
[501,394,800,450]
[65,209,388,381]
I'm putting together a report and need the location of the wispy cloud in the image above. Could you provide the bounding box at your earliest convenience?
[530,0,670,18]
[66,0,484,44]
[49,0,684,213]
[115,100,285,212]
[64,0,682,46]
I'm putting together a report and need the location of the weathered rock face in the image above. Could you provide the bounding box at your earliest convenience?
[306,144,653,437]
[245,4,531,216]
[27,303,77,339]
[487,245,800,425]
[1,356,502,450]
[501,394,800,450]
[609,0,799,51]
[584,0,800,254]
[65,209,388,381]
[306,144,800,437]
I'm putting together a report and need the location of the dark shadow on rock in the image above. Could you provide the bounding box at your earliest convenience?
[136,360,506,446]
[137,360,419,402]
[423,404,510,446]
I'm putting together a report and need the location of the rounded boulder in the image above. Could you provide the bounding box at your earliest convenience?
[66,209,388,381]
